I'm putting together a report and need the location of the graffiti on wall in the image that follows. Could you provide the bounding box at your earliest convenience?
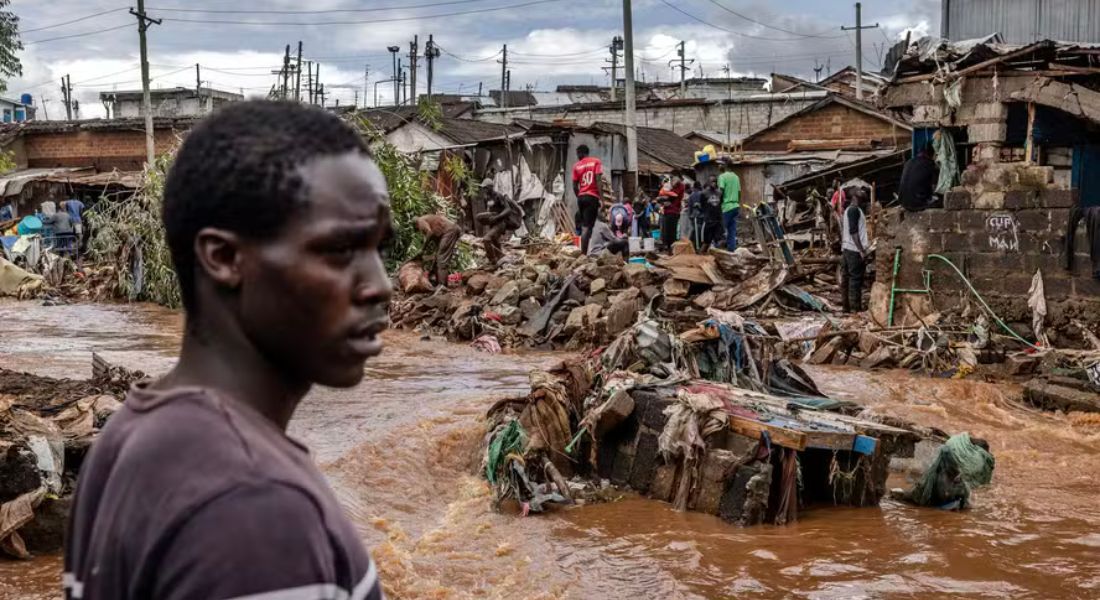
[986,213,1019,252]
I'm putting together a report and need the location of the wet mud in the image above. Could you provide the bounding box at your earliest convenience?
[1,299,1098,599]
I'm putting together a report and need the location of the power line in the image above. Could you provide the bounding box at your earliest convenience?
[703,0,847,39]
[658,0,827,42]
[20,7,129,34]
[24,23,132,46]
[438,46,502,62]
[157,0,568,26]
[146,0,494,14]
[509,46,607,57]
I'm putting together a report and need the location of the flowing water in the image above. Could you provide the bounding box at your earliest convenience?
[1,299,1098,599]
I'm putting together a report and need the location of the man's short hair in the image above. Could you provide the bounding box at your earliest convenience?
[163,100,369,313]
[577,144,589,157]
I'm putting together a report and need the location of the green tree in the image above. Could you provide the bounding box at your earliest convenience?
[0,0,22,93]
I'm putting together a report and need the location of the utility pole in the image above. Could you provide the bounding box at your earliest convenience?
[622,0,638,200]
[194,64,202,115]
[498,44,508,109]
[723,64,732,146]
[408,35,419,105]
[131,0,161,167]
[294,41,303,102]
[306,61,314,104]
[387,45,401,106]
[425,35,440,101]
[363,64,369,109]
[841,2,878,100]
[60,75,72,120]
[282,45,291,100]
[670,41,694,98]
[606,36,623,101]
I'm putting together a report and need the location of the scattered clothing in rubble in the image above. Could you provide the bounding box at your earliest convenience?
[471,334,503,354]
[1064,205,1100,279]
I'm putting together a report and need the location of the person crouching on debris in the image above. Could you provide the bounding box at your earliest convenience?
[478,190,524,264]
[416,213,460,285]
[63,101,388,600]
[588,209,630,259]
[841,188,870,313]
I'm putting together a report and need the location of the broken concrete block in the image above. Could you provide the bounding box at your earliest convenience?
[519,297,541,320]
[496,305,523,326]
[622,263,654,288]
[490,281,520,306]
[590,278,607,295]
[1002,354,1040,377]
[1023,378,1100,413]
[465,272,491,295]
[693,449,739,514]
[589,292,609,308]
[629,433,660,492]
[564,304,602,335]
[650,463,677,502]
[605,295,640,336]
[663,278,689,297]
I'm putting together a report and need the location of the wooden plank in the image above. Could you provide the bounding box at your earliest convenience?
[729,415,807,451]
[896,41,1054,84]
[803,429,860,451]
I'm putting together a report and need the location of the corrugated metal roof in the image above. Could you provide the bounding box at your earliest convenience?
[0,167,90,196]
[943,0,1100,44]
[590,122,698,171]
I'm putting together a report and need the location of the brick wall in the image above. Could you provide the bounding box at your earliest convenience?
[744,104,903,151]
[24,128,184,171]
[874,162,1100,340]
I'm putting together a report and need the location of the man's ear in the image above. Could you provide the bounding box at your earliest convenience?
[193,227,243,290]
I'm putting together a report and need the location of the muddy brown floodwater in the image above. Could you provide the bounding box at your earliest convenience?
[1,298,1099,599]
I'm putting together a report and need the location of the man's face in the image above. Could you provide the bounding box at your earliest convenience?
[237,152,393,388]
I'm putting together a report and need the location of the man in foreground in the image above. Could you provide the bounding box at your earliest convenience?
[572,144,603,254]
[718,161,741,251]
[64,101,389,600]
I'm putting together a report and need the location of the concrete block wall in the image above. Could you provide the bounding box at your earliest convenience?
[876,171,1100,338]
[474,98,815,137]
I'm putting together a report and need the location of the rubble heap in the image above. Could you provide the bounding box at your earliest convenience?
[0,355,142,559]
[391,240,843,351]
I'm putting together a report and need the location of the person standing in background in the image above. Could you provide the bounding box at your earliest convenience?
[658,174,684,251]
[841,189,870,313]
[572,145,603,254]
[718,161,742,251]
[898,142,939,212]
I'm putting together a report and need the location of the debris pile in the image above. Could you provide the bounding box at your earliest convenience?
[391,240,844,351]
[473,307,989,525]
[0,355,141,559]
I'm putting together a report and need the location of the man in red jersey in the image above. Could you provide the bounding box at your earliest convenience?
[572,144,604,254]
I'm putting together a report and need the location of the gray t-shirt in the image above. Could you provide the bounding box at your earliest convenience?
[63,383,385,600]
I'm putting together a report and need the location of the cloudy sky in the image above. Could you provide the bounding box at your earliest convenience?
[8,0,939,119]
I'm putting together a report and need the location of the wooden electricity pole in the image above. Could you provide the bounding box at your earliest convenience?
[295,41,303,102]
[131,0,161,167]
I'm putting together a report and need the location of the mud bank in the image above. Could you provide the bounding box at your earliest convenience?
[2,299,1099,598]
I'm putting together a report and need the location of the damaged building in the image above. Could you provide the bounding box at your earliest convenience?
[878,37,1100,336]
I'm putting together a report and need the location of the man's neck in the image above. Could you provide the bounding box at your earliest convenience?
[159,318,309,431]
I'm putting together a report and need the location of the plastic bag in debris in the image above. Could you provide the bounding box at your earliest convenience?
[7,410,65,495]
[906,432,994,509]
[471,334,502,354]
[657,390,729,462]
[1027,269,1050,347]
[486,420,527,485]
